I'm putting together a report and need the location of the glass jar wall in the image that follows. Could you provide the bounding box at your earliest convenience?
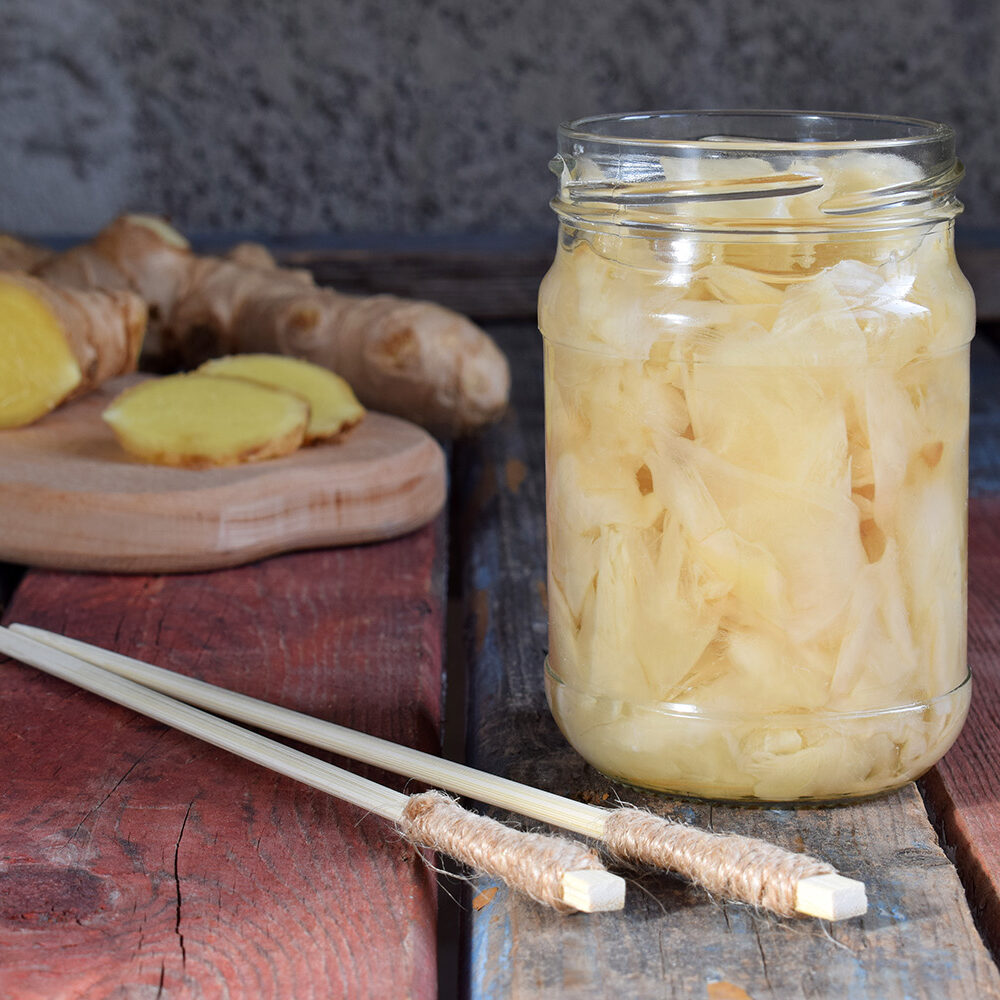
[539,112,974,802]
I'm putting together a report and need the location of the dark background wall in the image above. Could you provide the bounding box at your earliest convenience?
[2,0,997,239]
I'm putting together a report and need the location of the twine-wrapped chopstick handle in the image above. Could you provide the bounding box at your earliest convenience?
[603,807,848,917]
[400,791,621,913]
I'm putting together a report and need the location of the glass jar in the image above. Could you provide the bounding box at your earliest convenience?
[539,111,974,803]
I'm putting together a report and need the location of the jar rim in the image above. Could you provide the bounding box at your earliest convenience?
[552,109,962,233]
[559,109,955,153]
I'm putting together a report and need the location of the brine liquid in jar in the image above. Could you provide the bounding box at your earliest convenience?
[539,111,974,802]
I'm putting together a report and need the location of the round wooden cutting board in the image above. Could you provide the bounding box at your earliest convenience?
[0,376,447,572]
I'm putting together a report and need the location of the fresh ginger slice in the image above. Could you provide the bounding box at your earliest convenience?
[103,373,309,468]
[196,354,364,442]
[0,277,83,428]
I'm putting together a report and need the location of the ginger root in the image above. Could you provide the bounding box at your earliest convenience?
[0,235,52,272]
[38,215,510,436]
[0,272,146,429]
[103,373,309,468]
[197,354,364,442]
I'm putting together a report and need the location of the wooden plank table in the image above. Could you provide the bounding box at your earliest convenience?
[2,251,1000,998]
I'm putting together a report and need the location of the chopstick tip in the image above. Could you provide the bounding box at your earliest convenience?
[795,873,867,921]
[561,869,626,913]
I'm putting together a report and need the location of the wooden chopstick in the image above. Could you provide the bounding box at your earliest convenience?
[8,623,867,921]
[0,625,624,914]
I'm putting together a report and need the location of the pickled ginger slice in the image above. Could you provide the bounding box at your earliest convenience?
[546,570,590,682]
[825,259,929,365]
[649,299,781,364]
[541,240,688,358]
[798,150,925,218]
[547,453,644,620]
[645,436,727,543]
[576,360,687,454]
[550,450,663,535]
[697,263,786,305]
[748,731,878,802]
[575,525,720,702]
[903,233,976,355]
[684,364,850,489]
[896,350,971,465]
[654,437,867,641]
[764,270,868,366]
[863,368,927,527]
[632,366,691,439]
[829,539,920,709]
[585,520,723,701]
[707,616,834,711]
[896,472,968,698]
[697,527,790,625]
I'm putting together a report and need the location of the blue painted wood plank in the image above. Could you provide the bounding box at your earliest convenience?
[455,322,1000,999]
[972,333,1000,497]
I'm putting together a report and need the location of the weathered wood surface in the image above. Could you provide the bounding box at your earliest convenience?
[275,241,1000,323]
[970,328,1000,497]
[0,522,446,999]
[454,322,1000,999]
[282,241,552,324]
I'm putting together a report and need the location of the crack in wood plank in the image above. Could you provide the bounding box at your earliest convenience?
[69,736,166,845]
[173,801,193,970]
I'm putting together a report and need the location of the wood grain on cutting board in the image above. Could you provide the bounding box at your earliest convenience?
[0,375,446,572]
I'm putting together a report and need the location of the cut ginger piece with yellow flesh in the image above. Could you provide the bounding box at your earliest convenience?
[0,278,82,428]
[196,354,365,441]
[103,373,309,468]
[0,271,145,429]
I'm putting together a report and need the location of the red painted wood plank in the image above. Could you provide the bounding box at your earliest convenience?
[924,496,1000,954]
[0,524,444,1000]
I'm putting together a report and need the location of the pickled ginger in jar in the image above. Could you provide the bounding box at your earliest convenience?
[539,111,974,803]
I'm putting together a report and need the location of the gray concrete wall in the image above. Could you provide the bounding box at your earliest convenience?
[2,0,998,238]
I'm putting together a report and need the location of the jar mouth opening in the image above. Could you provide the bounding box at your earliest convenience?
[552,109,962,232]
[560,110,954,153]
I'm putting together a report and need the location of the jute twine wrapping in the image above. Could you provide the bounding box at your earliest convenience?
[399,790,605,912]
[603,807,835,917]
